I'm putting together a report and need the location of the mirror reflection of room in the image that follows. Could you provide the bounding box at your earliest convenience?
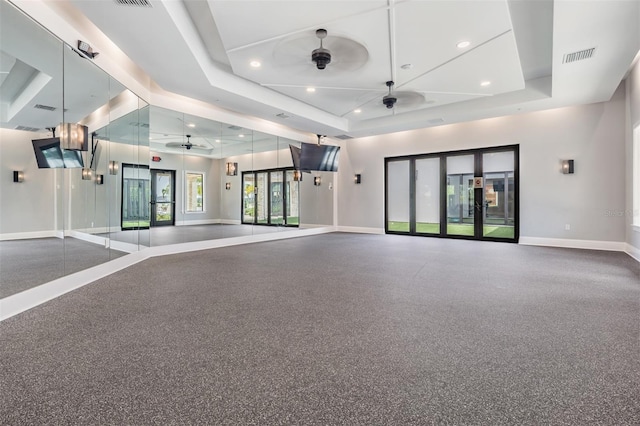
[0,0,336,299]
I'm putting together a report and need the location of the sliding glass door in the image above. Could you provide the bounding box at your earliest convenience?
[385,145,518,242]
[446,155,475,237]
[482,151,515,239]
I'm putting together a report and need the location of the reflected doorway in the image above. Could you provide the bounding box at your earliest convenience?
[150,169,175,227]
[121,164,151,230]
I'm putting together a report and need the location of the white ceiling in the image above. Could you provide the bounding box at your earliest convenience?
[66,0,639,138]
[2,0,639,144]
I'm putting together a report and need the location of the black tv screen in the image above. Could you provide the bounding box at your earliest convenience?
[292,143,340,172]
[289,145,301,170]
[32,137,84,169]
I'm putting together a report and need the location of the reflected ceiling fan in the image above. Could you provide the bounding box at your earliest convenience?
[165,135,211,151]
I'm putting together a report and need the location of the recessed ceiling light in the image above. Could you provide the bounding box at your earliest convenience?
[250,60,261,68]
[400,64,413,70]
[354,109,362,113]
[480,81,491,87]
[215,139,221,143]
[239,134,245,138]
[187,123,195,128]
[306,87,316,93]
[457,41,470,49]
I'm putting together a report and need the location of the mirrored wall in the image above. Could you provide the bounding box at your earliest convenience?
[0,0,335,299]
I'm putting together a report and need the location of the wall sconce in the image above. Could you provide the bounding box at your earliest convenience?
[13,171,24,183]
[354,173,362,184]
[57,123,88,151]
[81,168,92,180]
[96,174,104,185]
[314,176,321,186]
[109,160,119,175]
[293,170,303,181]
[225,182,231,190]
[226,162,238,176]
[561,159,574,174]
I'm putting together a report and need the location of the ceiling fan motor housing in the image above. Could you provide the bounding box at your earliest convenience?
[312,47,331,69]
[383,94,397,109]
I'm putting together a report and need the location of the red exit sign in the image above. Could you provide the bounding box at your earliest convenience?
[151,156,161,162]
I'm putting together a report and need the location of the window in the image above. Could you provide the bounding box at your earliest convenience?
[185,172,204,213]
[634,125,640,228]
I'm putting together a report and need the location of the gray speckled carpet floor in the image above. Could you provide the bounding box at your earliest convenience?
[1,233,638,425]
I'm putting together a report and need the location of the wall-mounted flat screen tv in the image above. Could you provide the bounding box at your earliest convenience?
[32,137,84,168]
[290,143,340,172]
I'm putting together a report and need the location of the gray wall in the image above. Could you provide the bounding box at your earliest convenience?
[338,83,628,243]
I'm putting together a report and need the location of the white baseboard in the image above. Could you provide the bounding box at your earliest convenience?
[71,227,110,235]
[519,236,627,252]
[336,226,385,234]
[299,223,337,229]
[109,240,145,253]
[68,230,108,247]
[220,219,241,225]
[175,219,221,226]
[0,230,60,241]
[625,243,640,262]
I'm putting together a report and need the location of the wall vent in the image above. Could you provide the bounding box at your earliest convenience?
[563,47,596,64]
[334,134,353,140]
[114,0,152,7]
[33,104,56,111]
[15,125,41,132]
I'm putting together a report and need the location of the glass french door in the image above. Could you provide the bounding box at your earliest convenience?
[242,168,299,227]
[150,169,175,227]
[121,164,150,230]
[385,145,518,242]
[243,173,256,223]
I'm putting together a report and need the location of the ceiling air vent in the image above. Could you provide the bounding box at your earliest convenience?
[33,104,56,111]
[563,47,595,64]
[114,0,152,7]
[335,134,353,140]
[15,125,41,132]
[427,118,444,124]
[276,113,290,119]
[227,125,242,130]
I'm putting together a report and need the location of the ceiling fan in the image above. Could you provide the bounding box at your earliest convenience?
[271,28,369,73]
